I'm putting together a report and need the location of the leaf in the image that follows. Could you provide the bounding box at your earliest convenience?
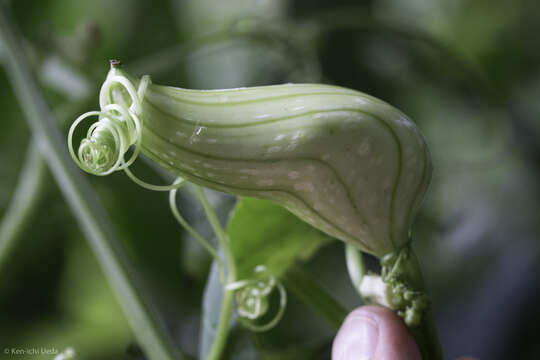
[225,200,354,359]
[227,197,334,280]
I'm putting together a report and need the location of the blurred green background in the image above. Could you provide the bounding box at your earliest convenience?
[1,0,540,359]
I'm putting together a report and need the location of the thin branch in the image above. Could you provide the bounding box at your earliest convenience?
[0,142,46,273]
[192,185,237,360]
[0,101,91,274]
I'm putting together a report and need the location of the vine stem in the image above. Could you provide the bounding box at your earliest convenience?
[192,185,237,360]
[0,141,47,273]
[0,4,187,360]
[396,247,443,360]
[0,101,91,274]
[347,242,443,359]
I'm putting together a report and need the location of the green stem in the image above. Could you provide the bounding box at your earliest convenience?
[169,185,224,280]
[391,246,443,360]
[0,101,92,276]
[192,185,237,360]
[0,141,47,273]
[0,4,183,360]
[205,276,234,360]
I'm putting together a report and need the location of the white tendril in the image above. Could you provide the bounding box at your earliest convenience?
[226,265,287,332]
[169,178,226,284]
[68,66,181,191]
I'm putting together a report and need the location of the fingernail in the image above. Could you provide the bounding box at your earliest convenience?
[334,315,379,360]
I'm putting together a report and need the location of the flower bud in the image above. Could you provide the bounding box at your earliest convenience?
[70,67,432,257]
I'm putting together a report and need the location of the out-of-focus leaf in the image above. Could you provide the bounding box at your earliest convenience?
[228,197,333,280]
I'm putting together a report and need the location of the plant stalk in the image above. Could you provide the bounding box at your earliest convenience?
[0,142,47,273]
[392,246,443,360]
[192,185,237,360]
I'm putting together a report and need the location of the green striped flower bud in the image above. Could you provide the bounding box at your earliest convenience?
[69,64,432,257]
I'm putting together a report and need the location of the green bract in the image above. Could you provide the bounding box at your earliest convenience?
[69,64,432,257]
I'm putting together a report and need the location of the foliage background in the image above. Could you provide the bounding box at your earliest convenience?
[1,0,540,359]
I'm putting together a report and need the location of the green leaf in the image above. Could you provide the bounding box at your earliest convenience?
[227,197,333,280]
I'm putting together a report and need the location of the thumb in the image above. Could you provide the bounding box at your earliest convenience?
[332,305,421,360]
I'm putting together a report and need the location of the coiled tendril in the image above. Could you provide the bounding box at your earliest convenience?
[226,265,287,332]
[68,63,179,191]
[170,187,287,332]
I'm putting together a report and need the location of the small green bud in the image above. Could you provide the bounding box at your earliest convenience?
[404,290,415,301]
[404,307,422,327]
